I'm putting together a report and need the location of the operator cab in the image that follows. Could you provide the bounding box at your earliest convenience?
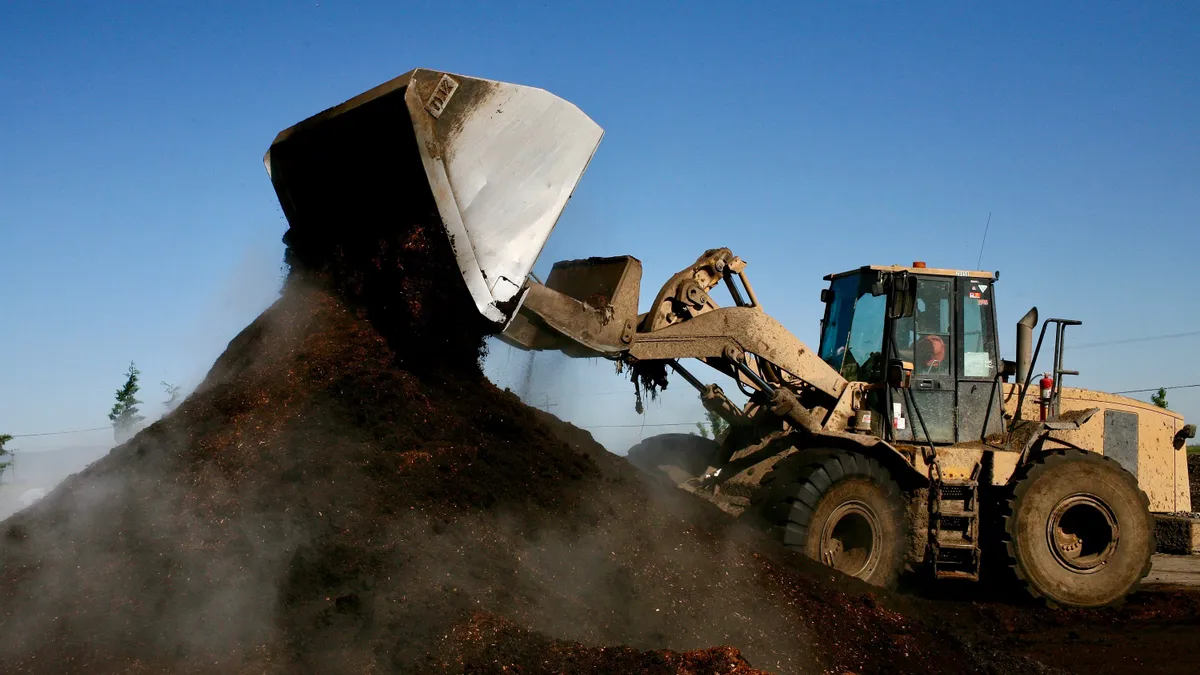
[818,263,1002,444]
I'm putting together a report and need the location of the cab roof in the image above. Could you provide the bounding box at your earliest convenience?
[823,264,997,282]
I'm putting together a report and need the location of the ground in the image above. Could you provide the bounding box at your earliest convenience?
[2,212,1198,673]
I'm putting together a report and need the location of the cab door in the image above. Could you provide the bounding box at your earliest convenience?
[889,276,956,444]
[956,277,1004,441]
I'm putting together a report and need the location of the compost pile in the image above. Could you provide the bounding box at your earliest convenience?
[0,210,1023,674]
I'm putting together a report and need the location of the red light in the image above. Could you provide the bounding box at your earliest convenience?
[912,261,927,269]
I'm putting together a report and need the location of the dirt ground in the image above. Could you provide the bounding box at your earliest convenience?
[896,575,1200,674]
[568,423,1200,675]
[882,451,1200,675]
[0,200,998,674]
[0,272,996,674]
[1,185,1197,673]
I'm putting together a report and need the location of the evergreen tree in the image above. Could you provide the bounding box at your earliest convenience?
[1151,387,1169,409]
[0,433,12,480]
[109,361,145,442]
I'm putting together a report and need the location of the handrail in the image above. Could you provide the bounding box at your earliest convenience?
[1013,318,1082,423]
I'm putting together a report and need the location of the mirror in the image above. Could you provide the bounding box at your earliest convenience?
[870,271,886,297]
[888,274,915,319]
[999,359,1017,381]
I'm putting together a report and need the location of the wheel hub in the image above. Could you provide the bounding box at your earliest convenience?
[1046,494,1120,573]
[820,500,882,579]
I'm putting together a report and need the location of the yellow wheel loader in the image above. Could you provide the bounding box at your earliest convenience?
[264,69,1195,609]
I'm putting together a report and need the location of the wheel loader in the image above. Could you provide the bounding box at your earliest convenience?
[263,69,1196,609]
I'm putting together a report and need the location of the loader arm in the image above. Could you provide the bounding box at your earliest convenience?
[500,248,849,405]
[627,306,846,401]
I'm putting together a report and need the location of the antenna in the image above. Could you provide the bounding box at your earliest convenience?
[975,212,992,270]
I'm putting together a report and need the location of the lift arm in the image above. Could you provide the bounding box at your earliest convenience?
[499,248,848,403]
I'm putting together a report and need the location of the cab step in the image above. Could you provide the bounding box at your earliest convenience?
[931,465,982,581]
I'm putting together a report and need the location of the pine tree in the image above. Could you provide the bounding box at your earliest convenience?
[109,361,145,442]
[0,433,12,480]
[1151,387,1169,409]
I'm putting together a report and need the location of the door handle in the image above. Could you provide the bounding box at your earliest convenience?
[916,379,935,390]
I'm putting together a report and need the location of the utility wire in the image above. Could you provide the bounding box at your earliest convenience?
[1112,383,1200,395]
[1071,330,1200,350]
[583,422,697,429]
[8,426,110,439]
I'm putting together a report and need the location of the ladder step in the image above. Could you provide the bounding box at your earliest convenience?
[935,540,977,550]
[936,569,980,581]
[936,515,974,531]
[930,464,983,582]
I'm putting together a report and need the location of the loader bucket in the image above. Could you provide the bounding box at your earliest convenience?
[264,69,604,325]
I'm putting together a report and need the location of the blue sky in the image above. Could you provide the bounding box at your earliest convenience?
[1,1,1198,454]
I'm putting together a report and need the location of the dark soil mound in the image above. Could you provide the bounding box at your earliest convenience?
[921,584,1200,675]
[0,212,1022,674]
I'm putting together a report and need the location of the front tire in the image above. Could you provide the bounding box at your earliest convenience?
[759,450,908,588]
[1003,449,1154,608]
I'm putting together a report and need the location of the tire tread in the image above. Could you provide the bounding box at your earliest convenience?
[1000,448,1154,608]
[756,448,909,588]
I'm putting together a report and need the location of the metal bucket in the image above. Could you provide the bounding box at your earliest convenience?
[264,68,604,325]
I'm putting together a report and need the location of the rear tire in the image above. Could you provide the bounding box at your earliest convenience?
[1003,449,1154,608]
[759,449,908,588]
[625,433,720,484]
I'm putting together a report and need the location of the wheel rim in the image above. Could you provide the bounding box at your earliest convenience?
[1046,494,1120,573]
[819,500,882,579]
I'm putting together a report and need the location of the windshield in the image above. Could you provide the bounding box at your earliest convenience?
[819,274,887,381]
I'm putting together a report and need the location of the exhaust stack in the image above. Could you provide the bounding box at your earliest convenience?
[1016,307,1039,383]
[263,69,604,325]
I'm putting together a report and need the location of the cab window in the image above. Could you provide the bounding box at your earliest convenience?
[819,275,857,370]
[819,274,886,382]
[960,279,997,378]
[892,278,953,376]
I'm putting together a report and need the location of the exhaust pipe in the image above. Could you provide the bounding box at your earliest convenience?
[1016,307,1039,383]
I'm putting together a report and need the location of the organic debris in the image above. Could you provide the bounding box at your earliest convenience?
[629,360,671,414]
[0,201,994,674]
[1,188,1193,673]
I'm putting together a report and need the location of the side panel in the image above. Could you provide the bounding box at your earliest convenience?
[1000,384,1186,512]
[1176,418,1194,512]
[1103,410,1139,478]
[957,379,1004,442]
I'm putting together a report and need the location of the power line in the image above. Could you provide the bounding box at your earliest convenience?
[1071,330,1200,350]
[1112,383,1200,395]
[8,426,110,439]
[583,422,697,429]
